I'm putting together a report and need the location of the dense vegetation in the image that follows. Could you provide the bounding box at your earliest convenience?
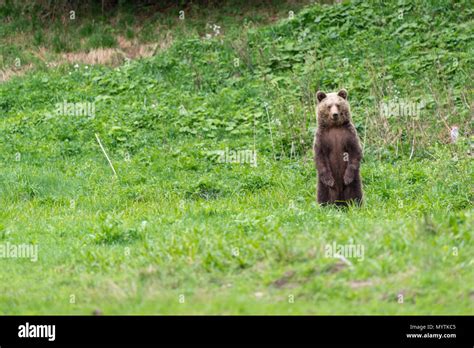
[0,0,472,314]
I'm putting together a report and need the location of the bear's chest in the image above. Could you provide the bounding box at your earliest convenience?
[322,127,350,153]
[321,127,351,179]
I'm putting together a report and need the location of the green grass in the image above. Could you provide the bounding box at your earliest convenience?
[0,0,310,71]
[0,0,473,314]
[0,149,472,314]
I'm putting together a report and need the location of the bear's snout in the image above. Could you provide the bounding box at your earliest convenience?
[332,112,339,120]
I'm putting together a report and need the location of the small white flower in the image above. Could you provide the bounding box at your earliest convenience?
[254,292,264,299]
[450,126,459,143]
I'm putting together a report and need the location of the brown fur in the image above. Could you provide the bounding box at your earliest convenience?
[313,89,363,206]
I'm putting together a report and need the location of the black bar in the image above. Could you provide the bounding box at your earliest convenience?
[0,316,472,346]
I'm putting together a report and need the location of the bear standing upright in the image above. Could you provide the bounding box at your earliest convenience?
[313,89,363,206]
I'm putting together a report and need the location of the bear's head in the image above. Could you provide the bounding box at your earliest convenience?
[316,89,351,128]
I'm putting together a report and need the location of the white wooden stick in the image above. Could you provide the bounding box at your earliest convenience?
[95,133,118,178]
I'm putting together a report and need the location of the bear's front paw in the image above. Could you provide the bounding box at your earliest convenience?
[343,170,354,185]
[320,173,335,187]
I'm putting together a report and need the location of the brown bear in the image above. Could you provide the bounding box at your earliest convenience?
[313,89,363,206]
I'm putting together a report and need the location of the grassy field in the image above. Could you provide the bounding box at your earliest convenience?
[0,0,310,79]
[0,0,473,314]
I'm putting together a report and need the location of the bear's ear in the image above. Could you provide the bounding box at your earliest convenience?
[337,89,348,100]
[316,91,327,102]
